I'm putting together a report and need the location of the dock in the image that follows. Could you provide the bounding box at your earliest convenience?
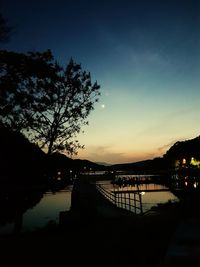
[60,175,134,227]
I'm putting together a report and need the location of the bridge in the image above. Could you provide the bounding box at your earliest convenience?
[58,174,200,267]
[113,188,170,193]
[96,183,143,215]
[61,173,198,225]
[59,175,140,226]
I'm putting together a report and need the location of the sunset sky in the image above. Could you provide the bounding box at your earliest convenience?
[1,0,200,164]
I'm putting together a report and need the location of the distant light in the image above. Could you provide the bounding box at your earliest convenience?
[194,182,197,188]
[101,104,105,108]
[140,192,145,195]
[182,158,186,164]
[185,181,188,186]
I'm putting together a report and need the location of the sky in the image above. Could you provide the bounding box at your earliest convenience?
[1,0,200,164]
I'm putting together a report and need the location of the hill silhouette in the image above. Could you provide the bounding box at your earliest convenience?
[1,124,200,183]
[107,136,200,173]
[0,124,47,184]
[0,125,106,185]
[163,136,200,162]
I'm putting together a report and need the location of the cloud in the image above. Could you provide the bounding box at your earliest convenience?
[75,144,160,164]
[157,141,177,154]
[156,136,194,155]
[91,145,124,163]
[75,144,126,164]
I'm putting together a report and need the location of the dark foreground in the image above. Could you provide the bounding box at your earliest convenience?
[1,175,200,267]
[0,204,183,267]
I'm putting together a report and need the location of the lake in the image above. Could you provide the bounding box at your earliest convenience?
[0,185,72,235]
[0,175,179,235]
[97,180,179,214]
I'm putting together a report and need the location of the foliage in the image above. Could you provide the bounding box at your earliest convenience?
[0,123,46,181]
[163,136,200,162]
[0,50,100,155]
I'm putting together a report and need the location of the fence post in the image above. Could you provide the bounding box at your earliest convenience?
[128,192,131,211]
[134,193,136,213]
[139,192,143,215]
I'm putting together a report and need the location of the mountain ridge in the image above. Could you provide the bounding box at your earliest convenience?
[1,123,200,176]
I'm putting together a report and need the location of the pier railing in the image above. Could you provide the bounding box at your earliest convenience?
[96,184,143,215]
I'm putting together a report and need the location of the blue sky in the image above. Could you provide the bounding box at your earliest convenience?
[1,0,200,163]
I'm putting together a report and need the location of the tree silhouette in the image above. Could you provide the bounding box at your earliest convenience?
[0,50,100,155]
[163,136,200,166]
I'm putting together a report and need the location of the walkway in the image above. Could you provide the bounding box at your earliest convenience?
[72,176,134,217]
[161,218,200,266]
[59,176,134,227]
[58,175,188,267]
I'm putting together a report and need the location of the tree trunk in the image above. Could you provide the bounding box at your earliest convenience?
[48,138,54,155]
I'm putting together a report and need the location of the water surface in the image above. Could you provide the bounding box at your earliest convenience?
[0,186,72,235]
[97,179,178,214]
[22,186,72,232]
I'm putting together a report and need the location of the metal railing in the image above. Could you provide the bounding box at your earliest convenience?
[96,184,143,215]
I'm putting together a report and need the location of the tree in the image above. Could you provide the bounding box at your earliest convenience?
[0,50,100,155]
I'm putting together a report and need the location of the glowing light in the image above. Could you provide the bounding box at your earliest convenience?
[175,160,180,167]
[140,192,145,195]
[190,157,200,167]
[194,182,197,188]
[182,158,186,164]
[101,104,105,108]
[185,181,188,186]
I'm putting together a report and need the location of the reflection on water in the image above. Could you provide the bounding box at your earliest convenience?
[23,187,72,232]
[98,180,179,214]
[0,186,45,235]
[0,175,182,234]
[115,183,167,192]
[141,190,178,212]
[0,186,72,235]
